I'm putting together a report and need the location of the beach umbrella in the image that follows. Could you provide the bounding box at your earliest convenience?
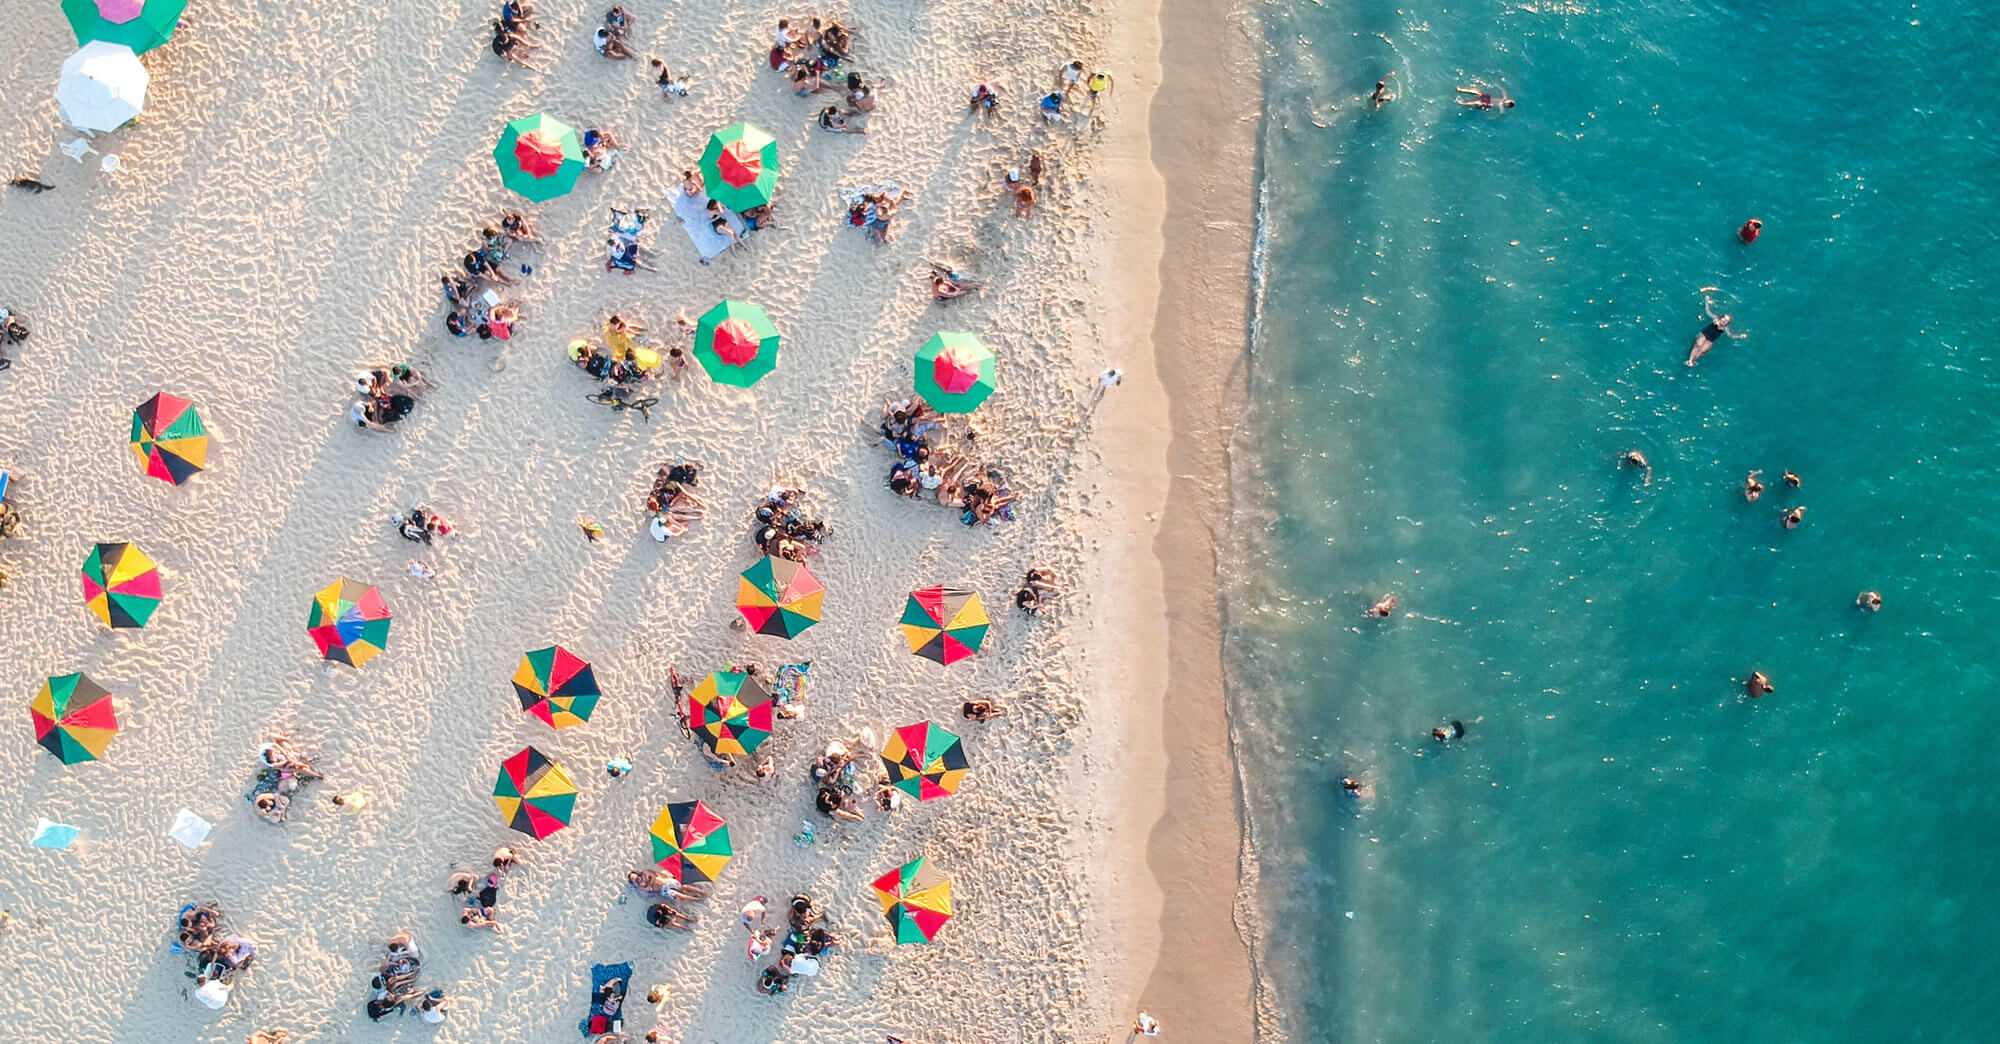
[872,856,953,944]
[914,332,997,414]
[880,721,970,802]
[30,672,118,765]
[79,541,162,629]
[493,112,585,202]
[512,645,600,729]
[691,300,780,387]
[56,41,148,132]
[698,122,778,212]
[493,746,577,839]
[735,556,823,638]
[129,392,208,485]
[649,799,732,884]
[62,0,187,54]
[305,578,391,668]
[899,587,989,665]
[687,671,774,757]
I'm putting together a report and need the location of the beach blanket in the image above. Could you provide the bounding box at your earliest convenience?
[578,961,632,1036]
[670,190,745,262]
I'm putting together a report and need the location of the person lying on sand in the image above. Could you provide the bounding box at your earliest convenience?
[962,699,1005,721]
[648,903,697,931]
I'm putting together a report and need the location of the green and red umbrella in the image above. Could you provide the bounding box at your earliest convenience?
[899,587,989,665]
[512,645,600,729]
[692,300,780,387]
[650,799,732,884]
[872,856,954,944]
[494,112,585,202]
[735,556,823,638]
[698,122,779,212]
[30,672,119,765]
[80,541,162,629]
[493,746,577,839]
[129,392,208,485]
[914,332,997,414]
[880,721,970,802]
[62,0,186,54]
[305,578,391,668]
[687,671,774,757]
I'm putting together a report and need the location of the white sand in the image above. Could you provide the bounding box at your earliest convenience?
[0,0,1207,1040]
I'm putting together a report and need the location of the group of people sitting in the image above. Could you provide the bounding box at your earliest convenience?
[347,364,432,433]
[647,461,707,541]
[365,931,451,1023]
[571,311,687,384]
[751,893,841,995]
[846,184,905,242]
[176,904,257,1009]
[629,866,710,931]
[606,207,655,273]
[396,503,454,545]
[928,261,982,302]
[1003,153,1046,219]
[247,736,322,824]
[446,846,520,930]
[592,5,636,59]
[1014,567,1060,614]
[441,213,536,339]
[489,1,542,69]
[810,738,875,823]
[770,15,853,91]
[882,400,1018,525]
[676,169,773,249]
[751,488,828,562]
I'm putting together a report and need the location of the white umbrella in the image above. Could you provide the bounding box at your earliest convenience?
[57,41,148,132]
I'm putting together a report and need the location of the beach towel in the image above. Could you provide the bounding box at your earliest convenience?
[670,189,745,262]
[578,961,632,1036]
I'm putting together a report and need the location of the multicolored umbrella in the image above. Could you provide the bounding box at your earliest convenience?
[735,556,823,638]
[872,856,954,944]
[687,671,774,757]
[914,332,997,414]
[79,541,162,629]
[880,721,970,802]
[129,392,208,485]
[493,746,577,839]
[57,41,147,132]
[512,645,600,729]
[305,578,391,668]
[649,800,732,884]
[698,122,779,212]
[691,300,780,387]
[899,587,990,665]
[62,0,187,53]
[30,672,118,765]
[493,112,585,202]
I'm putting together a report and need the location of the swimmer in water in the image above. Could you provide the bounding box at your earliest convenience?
[1685,295,1747,366]
[1370,73,1394,109]
[1782,470,1801,488]
[1621,450,1652,485]
[1366,593,1398,618]
[1743,469,1764,502]
[1454,79,1513,110]
[1745,671,1775,698]
[1340,776,1364,795]
[1738,217,1763,244]
[1857,590,1883,612]
[1431,721,1467,744]
[1782,506,1805,529]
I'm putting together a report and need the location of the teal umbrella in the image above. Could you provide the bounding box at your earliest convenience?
[62,0,186,54]
[494,113,586,202]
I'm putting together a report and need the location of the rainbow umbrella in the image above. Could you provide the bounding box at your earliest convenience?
[872,856,953,944]
[493,112,585,202]
[735,556,823,639]
[899,587,989,665]
[129,392,208,485]
[512,645,600,729]
[30,672,118,765]
[79,541,162,629]
[305,578,391,668]
[62,0,187,53]
[687,671,774,757]
[914,332,997,414]
[880,721,969,803]
[692,300,780,387]
[649,800,732,884]
[697,122,779,212]
[493,746,577,839]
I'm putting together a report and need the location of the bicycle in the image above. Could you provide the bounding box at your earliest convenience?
[585,388,658,420]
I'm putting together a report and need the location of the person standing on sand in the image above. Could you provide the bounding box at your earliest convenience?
[1095,368,1123,398]
[1134,1010,1162,1036]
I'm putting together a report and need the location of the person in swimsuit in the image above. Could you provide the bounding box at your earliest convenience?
[1621,449,1651,485]
[1782,470,1801,488]
[1431,720,1467,743]
[1370,73,1394,108]
[1856,590,1883,611]
[1743,469,1764,502]
[1685,295,1746,365]
[1738,217,1762,243]
[1745,671,1775,698]
[1366,593,1397,618]
[1782,506,1805,529]
[1455,79,1513,109]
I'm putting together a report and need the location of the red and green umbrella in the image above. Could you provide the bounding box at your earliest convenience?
[692,300,780,387]
[649,799,732,884]
[512,645,600,729]
[735,556,823,638]
[62,0,186,54]
[305,578,391,668]
[899,587,989,665]
[80,541,162,629]
[493,746,577,839]
[872,856,954,944]
[129,392,208,485]
[494,112,585,202]
[880,721,970,802]
[915,332,997,414]
[30,672,119,765]
[697,122,778,212]
[687,671,774,757]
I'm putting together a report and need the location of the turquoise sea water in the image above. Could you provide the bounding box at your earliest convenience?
[1228,1,2000,1040]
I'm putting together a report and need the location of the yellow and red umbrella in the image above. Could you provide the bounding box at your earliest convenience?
[305,578,391,668]
[687,671,774,757]
[493,746,577,839]
[79,541,162,629]
[31,672,118,765]
[880,721,969,802]
[650,800,732,884]
[735,555,823,638]
[512,645,600,728]
[899,586,989,665]
[872,856,953,944]
[129,392,208,485]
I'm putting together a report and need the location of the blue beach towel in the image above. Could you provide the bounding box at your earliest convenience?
[579,961,633,1036]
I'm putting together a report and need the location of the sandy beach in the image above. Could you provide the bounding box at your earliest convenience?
[0,0,1255,1040]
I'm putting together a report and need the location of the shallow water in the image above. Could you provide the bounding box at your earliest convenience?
[1227,1,2000,1040]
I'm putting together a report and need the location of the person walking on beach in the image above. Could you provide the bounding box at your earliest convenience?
[1095,368,1123,399]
